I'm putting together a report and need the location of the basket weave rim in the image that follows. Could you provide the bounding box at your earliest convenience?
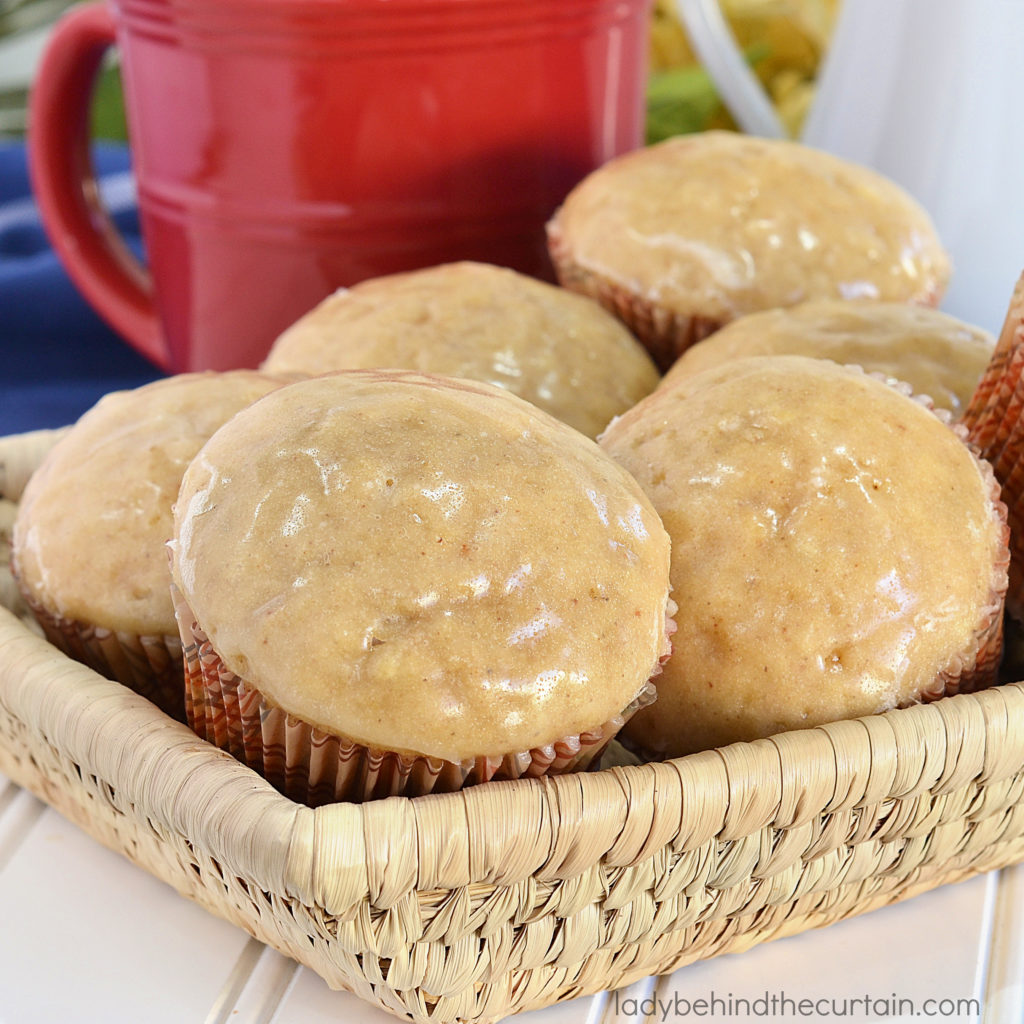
[3,600,1023,919]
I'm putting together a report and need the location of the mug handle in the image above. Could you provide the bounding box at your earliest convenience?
[28,1,167,369]
[672,0,787,139]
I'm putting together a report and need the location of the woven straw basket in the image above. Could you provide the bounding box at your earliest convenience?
[3,427,1024,1024]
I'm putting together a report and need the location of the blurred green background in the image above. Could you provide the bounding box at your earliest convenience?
[0,0,838,146]
[0,0,125,140]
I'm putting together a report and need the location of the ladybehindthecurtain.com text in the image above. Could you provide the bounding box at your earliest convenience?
[611,989,980,1020]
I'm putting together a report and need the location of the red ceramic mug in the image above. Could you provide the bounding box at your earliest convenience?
[29,0,652,372]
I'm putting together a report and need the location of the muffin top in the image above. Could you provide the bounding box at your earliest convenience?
[261,261,659,440]
[548,131,951,326]
[12,371,283,637]
[171,370,673,763]
[601,355,1007,757]
[662,300,994,416]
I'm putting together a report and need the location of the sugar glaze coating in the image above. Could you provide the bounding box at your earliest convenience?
[172,370,673,762]
[602,356,1007,756]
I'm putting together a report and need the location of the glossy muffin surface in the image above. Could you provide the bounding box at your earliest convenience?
[601,356,1007,757]
[664,300,993,416]
[548,131,950,366]
[262,261,659,439]
[13,370,282,636]
[172,370,674,762]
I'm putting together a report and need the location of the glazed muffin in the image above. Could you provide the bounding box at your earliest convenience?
[261,261,659,440]
[548,131,951,370]
[600,355,1008,758]
[11,371,283,718]
[662,300,993,417]
[170,370,675,804]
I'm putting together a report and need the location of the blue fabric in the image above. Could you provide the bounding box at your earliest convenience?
[0,141,164,435]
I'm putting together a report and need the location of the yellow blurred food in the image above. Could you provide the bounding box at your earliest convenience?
[648,0,842,140]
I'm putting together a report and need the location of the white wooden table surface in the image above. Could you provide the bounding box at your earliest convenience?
[1,765,1022,1024]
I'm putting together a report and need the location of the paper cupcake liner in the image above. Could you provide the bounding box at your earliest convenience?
[959,271,1024,616]
[10,555,185,720]
[546,221,720,373]
[173,584,663,806]
[962,345,1024,457]
[962,271,1024,444]
[962,345,1024,480]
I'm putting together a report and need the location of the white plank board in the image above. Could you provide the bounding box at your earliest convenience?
[0,807,252,1024]
[983,863,1024,1024]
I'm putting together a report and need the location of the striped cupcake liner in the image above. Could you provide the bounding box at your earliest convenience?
[11,553,185,720]
[546,220,721,373]
[962,271,1024,616]
[962,273,1024,446]
[172,583,662,806]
